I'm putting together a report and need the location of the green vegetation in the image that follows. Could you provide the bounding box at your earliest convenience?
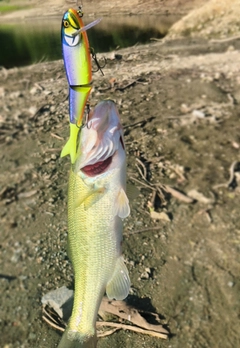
[0,18,164,68]
[0,0,31,13]
[0,23,61,68]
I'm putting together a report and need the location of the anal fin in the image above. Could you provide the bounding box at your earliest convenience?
[106,256,130,300]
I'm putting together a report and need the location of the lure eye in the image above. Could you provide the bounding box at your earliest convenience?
[63,20,69,28]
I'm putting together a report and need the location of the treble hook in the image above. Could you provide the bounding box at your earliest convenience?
[90,47,106,76]
[66,0,84,15]
[77,5,84,17]
[81,103,92,129]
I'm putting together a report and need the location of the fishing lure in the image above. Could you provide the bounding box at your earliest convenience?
[60,7,101,163]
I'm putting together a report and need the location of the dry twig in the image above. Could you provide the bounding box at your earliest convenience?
[97,321,167,339]
[42,295,168,340]
[163,185,194,203]
[136,158,147,179]
[213,161,239,189]
[50,132,64,140]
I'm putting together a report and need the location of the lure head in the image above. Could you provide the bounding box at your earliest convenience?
[61,8,84,47]
[61,8,91,87]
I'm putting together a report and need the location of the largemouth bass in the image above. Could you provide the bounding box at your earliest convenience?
[58,100,130,348]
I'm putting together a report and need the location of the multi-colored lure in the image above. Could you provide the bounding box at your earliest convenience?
[60,8,101,163]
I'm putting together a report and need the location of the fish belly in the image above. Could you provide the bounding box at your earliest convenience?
[67,169,122,336]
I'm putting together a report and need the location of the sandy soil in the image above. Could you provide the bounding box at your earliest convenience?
[1,1,240,348]
[1,0,206,18]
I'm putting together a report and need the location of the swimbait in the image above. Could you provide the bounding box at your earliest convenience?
[60,7,101,163]
[58,100,130,348]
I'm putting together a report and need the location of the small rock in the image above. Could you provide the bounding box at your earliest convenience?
[28,106,37,116]
[11,249,22,263]
[51,154,57,160]
[232,141,239,149]
[50,105,56,113]
[180,103,190,114]
[10,91,22,98]
[43,90,52,95]
[42,286,73,321]
[5,136,13,144]
[192,109,205,119]
[30,86,39,95]
[140,271,149,280]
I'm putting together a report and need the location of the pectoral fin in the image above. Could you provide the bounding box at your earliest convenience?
[106,257,130,300]
[115,188,130,219]
[60,123,79,164]
[83,187,105,210]
[74,187,105,210]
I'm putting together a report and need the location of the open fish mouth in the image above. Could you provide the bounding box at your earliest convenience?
[81,155,113,177]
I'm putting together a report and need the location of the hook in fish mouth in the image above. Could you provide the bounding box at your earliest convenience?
[81,156,113,177]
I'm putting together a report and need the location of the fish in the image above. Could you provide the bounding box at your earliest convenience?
[57,99,131,348]
[60,7,101,164]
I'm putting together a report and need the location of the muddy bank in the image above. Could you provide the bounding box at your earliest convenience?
[1,32,240,347]
[1,0,206,19]
[168,0,240,39]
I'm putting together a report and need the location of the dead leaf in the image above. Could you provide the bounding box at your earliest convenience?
[42,288,169,340]
[150,210,170,221]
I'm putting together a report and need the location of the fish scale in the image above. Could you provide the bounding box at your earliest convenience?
[61,170,122,343]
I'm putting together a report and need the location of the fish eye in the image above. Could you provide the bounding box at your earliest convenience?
[63,20,69,28]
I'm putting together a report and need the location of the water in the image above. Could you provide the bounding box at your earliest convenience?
[0,15,177,68]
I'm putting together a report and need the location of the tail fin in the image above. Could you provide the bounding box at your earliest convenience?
[58,328,97,348]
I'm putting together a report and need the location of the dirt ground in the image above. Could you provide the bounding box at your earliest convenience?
[0,0,206,18]
[1,1,240,348]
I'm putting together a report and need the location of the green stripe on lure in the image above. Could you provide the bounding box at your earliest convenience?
[60,8,101,164]
[57,100,130,348]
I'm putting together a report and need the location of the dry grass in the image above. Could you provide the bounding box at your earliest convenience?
[168,0,240,39]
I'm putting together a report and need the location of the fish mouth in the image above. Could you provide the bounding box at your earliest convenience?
[81,155,113,177]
